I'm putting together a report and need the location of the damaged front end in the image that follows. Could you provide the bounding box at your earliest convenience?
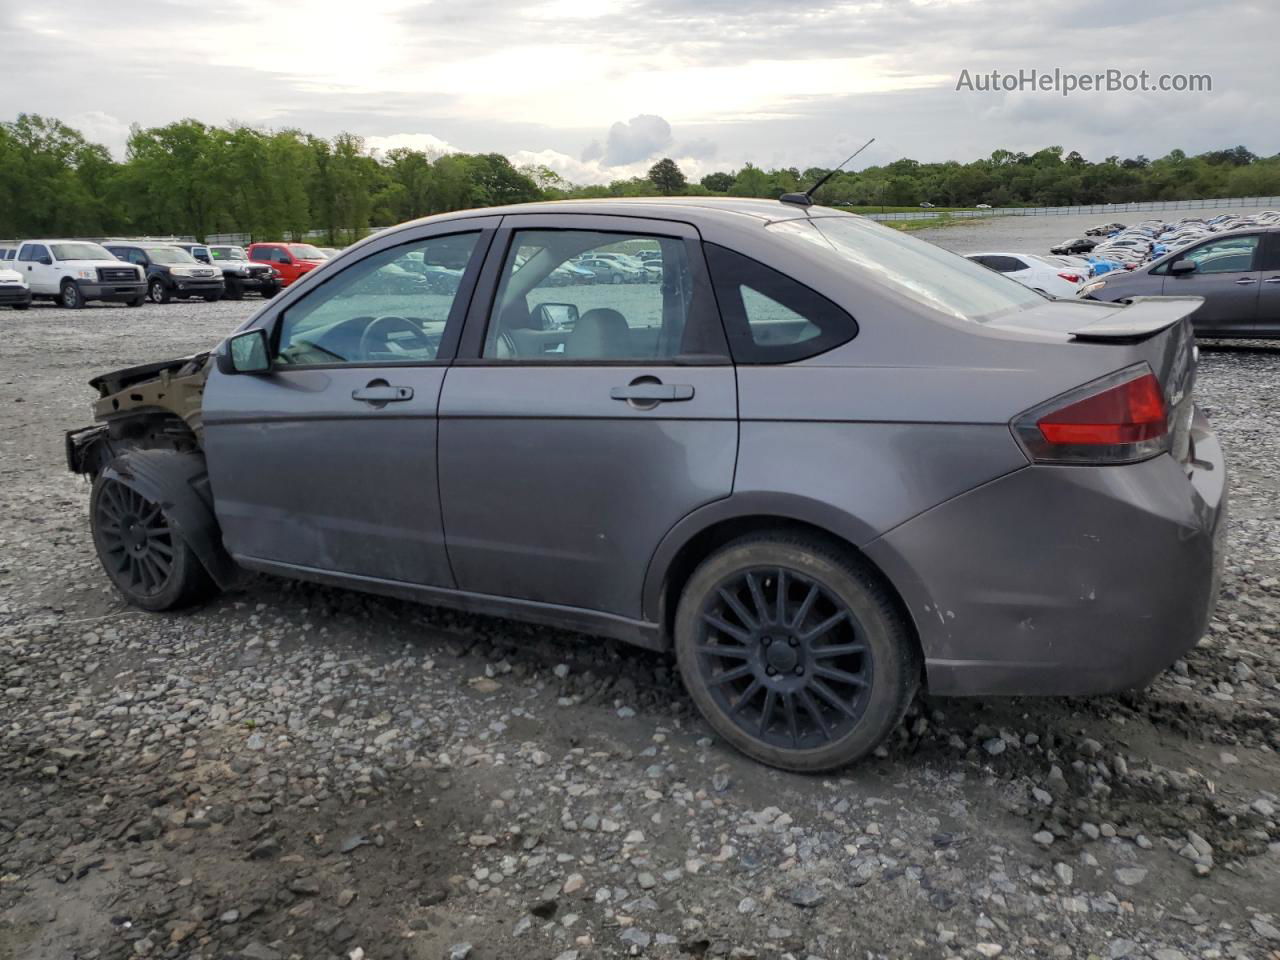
[66,353,212,477]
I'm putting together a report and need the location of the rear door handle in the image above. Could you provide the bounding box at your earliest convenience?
[352,384,413,403]
[610,383,695,403]
[1264,277,1280,284]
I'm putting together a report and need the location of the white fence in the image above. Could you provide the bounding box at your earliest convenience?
[862,195,1280,221]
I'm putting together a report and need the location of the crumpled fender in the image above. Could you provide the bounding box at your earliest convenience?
[100,449,238,589]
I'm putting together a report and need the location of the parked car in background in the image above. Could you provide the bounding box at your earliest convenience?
[66,198,1224,773]
[0,265,31,309]
[247,242,327,286]
[104,242,224,304]
[975,203,992,209]
[316,247,341,259]
[1049,237,1097,255]
[966,252,1086,298]
[1081,227,1280,338]
[0,246,17,264]
[15,240,146,308]
[197,244,281,300]
[577,255,645,284]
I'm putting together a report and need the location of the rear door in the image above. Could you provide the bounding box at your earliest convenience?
[1257,232,1280,337]
[202,219,497,586]
[437,214,737,619]
[1163,234,1262,336]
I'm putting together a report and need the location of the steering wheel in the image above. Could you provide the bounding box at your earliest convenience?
[358,315,433,359]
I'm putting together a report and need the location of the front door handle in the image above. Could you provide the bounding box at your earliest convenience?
[610,382,695,403]
[352,383,413,403]
[1234,277,1258,285]
[1264,277,1280,284]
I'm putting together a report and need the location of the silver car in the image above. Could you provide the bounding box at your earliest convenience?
[1083,226,1280,338]
[66,198,1226,771]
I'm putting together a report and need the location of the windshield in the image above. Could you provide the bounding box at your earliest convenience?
[146,246,198,265]
[50,242,112,261]
[211,246,247,260]
[289,244,325,260]
[781,216,1045,322]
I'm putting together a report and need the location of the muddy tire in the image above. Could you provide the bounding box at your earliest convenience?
[90,475,216,611]
[674,534,918,772]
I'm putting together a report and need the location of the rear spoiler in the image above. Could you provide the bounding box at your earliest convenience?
[1070,296,1202,343]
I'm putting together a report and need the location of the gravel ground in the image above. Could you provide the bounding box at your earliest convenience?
[2,287,1279,960]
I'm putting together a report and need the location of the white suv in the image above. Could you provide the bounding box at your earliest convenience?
[14,240,147,309]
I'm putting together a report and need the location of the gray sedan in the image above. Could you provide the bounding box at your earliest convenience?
[1082,227,1280,338]
[66,198,1226,772]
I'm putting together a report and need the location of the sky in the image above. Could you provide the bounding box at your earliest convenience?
[5,0,1279,184]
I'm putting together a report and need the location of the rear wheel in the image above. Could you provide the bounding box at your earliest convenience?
[674,535,918,772]
[60,281,84,309]
[148,279,170,304]
[90,475,215,611]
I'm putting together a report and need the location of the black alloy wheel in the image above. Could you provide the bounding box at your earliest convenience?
[93,478,178,600]
[695,566,872,750]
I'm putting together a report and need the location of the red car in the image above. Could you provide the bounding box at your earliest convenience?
[246,242,327,287]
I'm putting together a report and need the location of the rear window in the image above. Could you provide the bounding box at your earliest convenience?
[778,217,1044,322]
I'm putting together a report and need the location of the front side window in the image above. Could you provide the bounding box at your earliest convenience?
[704,244,857,363]
[482,230,693,361]
[273,232,479,367]
[776,216,1045,323]
[1181,235,1259,274]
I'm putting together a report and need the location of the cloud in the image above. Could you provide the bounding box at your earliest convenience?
[599,114,673,166]
[364,132,460,158]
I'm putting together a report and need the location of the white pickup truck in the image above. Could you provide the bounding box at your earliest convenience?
[14,240,147,308]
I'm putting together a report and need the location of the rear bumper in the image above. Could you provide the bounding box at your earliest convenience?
[865,408,1227,696]
[77,281,147,302]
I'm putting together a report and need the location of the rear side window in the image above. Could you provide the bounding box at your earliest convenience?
[704,243,856,363]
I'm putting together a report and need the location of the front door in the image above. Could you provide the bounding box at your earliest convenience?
[202,222,496,586]
[438,215,738,620]
[1164,233,1262,336]
[17,243,54,294]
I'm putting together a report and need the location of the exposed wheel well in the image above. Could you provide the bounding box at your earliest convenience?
[74,411,201,477]
[658,515,922,666]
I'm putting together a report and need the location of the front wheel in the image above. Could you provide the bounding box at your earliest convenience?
[612,273,623,284]
[674,536,918,772]
[148,279,171,304]
[203,294,221,303]
[60,281,84,309]
[260,285,279,299]
[13,303,29,311]
[90,475,215,611]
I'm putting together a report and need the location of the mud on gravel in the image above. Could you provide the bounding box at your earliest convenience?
[1,298,1279,960]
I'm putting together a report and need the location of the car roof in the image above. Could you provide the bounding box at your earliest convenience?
[388,196,829,232]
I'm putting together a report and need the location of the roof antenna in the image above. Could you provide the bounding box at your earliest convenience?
[780,137,876,207]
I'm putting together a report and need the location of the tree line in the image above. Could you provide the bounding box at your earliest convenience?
[3,113,1279,242]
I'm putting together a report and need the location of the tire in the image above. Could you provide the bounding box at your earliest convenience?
[89,474,216,611]
[674,535,918,772]
[13,303,29,311]
[60,281,84,309]
[127,296,145,308]
[148,279,170,304]
[203,294,221,303]
[223,279,244,301]
[261,286,279,299]
[612,273,623,284]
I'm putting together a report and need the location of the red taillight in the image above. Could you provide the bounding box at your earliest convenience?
[1057,271,1082,284]
[1014,367,1171,464]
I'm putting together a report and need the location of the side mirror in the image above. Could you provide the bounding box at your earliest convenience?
[1169,259,1197,275]
[533,302,580,330]
[218,329,271,375]
[39,256,52,266]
